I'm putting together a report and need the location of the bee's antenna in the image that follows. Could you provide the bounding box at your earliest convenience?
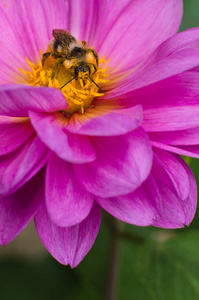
[87,75,105,93]
[60,76,77,89]
[60,75,105,93]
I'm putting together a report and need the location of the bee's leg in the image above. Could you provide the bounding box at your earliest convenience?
[88,48,99,67]
[51,53,63,59]
[51,57,65,79]
[42,52,51,66]
[86,63,97,75]
[91,63,97,74]
[82,40,87,48]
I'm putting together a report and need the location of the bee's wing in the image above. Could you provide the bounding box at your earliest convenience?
[52,29,71,40]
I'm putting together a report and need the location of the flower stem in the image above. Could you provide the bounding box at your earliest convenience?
[105,215,121,300]
[104,213,146,300]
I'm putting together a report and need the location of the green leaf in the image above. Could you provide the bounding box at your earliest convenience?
[180,0,199,31]
[118,230,199,300]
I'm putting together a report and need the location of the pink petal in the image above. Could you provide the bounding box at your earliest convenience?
[152,176,186,229]
[70,0,182,75]
[29,111,96,163]
[151,141,199,158]
[46,154,94,227]
[133,70,199,109]
[66,106,142,136]
[153,149,190,201]
[176,156,197,226]
[107,28,199,96]
[0,134,49,195]
[74,127,152,197]
[34,201,101,267]
[105,70,199,132]
[0,170,44,245]
[0,115,34,155]
[140,72,199,132]
[143,106,199,132]
[97,150,196,229]
[149,127,199,158]
[149,127,199,146]
[151,152,196,228]
[96,174,157,226]
[0,0,69,83]
[0,85,67,117]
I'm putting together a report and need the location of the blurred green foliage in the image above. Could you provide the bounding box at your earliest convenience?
[1,1,199,299]
[180,0,199,31]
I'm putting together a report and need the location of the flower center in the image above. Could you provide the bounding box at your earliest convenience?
[19,52,109,115]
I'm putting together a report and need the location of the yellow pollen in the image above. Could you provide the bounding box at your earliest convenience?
[19,53,109,115]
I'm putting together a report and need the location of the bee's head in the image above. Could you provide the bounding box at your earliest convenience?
[60,64,104,92]
[74,64,91,76]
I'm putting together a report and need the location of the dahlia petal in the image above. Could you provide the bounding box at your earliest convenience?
[149,127,199,146]
[74,127,152,197]
[0,170,44,245]
[176,156,197,226]
[0,135,49,195]
[96,174,157,226]
[140,72,199,132]
[153,149,190,201]
[108,29,199,95]
[46,154,94,227]
[0,116,34,155]
[152,177,186,229]
[106,70,199,133]
[113,49,199,96]
[34,201,101,267]
[0,85,67,117]
[66,106,142,136]
[151,152,197,228]
[29,111,96,163]
[104,70,199,109]
[98,150,196,229]
[143,106,199,132]
[0,0,69,83]
[175,145,199,158]
[151,141,199,159]
[70,0,182,74]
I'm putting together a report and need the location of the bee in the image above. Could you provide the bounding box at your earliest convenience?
[42,29,103,91]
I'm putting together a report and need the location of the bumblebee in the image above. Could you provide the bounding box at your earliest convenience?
[42,29,102,90]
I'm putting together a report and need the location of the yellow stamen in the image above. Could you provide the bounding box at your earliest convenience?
[19,54,109,115]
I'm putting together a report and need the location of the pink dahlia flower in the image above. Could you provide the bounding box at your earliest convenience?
[0,0,198,267]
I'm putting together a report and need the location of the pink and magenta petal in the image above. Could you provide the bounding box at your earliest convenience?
[72,0,182,74]
[149,127,199,146]
[66,106,142,136]
[176,156,197,226]
[0,115,34,155]
[34,201,101,267]
[151,141,199,158]
[0,0,69,83]
[153,149,190,201]
[0,170,44,245]
[0,134,49,195]
[107,28,199,95]
[96,174,157,226]
[29,111,96,163]
[74,127,152,197]
[46,154,94,227]
[152,176,186,229]
[143,106,199,132]
[0,85,67,117]
[97,150,197,228]
[151,151,197,228]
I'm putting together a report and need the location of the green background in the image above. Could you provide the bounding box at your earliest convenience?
[1,1,199,299]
